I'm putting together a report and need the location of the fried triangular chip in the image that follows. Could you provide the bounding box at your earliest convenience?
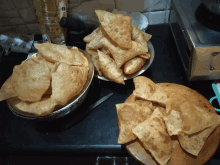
[95,10,132,48]
[85,45,102,76]
[97,50,125,84]
[87,29,105,49]
[131,25,149,51]
[0,76,17,101]
[51,62,88,106]
[125,94,154,111]
[132,108,172,165]
[83,26,101,43]
[34,43,87,66]
[101,37,148,67]
[0,59,51,102]
[70,47,89,67]
[29,53,54,72]
[178,122,220,156]
[133,76,167,106]
[145,32,152,42]
[29,55,53,96]
[10,96,56,116]
[116,102,153,144]
[164,94,220,136]
[169,118,220,165]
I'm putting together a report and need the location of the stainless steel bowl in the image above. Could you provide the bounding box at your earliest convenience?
[7,49,94,121]
[95,41,155,81]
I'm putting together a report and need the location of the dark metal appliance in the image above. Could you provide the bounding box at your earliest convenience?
[169,0,220,80]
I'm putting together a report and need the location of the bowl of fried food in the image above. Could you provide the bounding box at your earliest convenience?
[116,76,220,165]
[0,43,94,120]
[84,10,154,85]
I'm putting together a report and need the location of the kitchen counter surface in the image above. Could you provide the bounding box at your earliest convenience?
[0,24,219,164]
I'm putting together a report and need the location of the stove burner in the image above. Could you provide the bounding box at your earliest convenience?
[195,3,220,32]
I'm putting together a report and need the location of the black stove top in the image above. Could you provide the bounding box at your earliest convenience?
[0,25,219,165]
[196,3,220,33]
[173,0,220,45]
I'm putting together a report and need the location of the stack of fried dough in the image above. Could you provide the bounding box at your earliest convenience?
[116,76,220,165]
[0,43,89,116]
[84,10,152,85]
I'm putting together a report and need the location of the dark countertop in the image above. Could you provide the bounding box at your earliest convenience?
[0,24,220,163]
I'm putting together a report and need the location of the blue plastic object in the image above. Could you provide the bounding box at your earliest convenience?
[209,83,220,112]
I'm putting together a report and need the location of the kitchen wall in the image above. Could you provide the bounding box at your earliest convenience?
[115,0,171,24]
[0,0,171,35]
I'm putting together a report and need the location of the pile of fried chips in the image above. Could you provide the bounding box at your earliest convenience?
[0,43,89,116]
[116,76,220,165]
[84,10,152,85]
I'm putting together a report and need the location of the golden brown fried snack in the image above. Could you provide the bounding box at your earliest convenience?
[1,43,91,116]
[51,62,88,106]
[164,94,220,156]
[164,94,220,136]
[83,26,101,43]
[101,37,148,68]
[85,44,102,76]
[124,57,146,75]
[178,126,218,157]
[95,10,132,48]
[139,52,150,59]
[124,93,155,111]
[131,25,150,51]
[34,43,87,66]
[97,50,125,84]
[70,47,89,67]
[87,29,106,49]
[144,32,152,42]
[100,46,111,55]
[0,76,16,101]
[29,54,54,72]
[133,108,172,165]
[133,76,167,106]
[116,102,153,144]
[0,59,51,102]
[11,96,56,116]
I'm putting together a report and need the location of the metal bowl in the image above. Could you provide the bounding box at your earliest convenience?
[6,48,94,121]
[95,41,155,81]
